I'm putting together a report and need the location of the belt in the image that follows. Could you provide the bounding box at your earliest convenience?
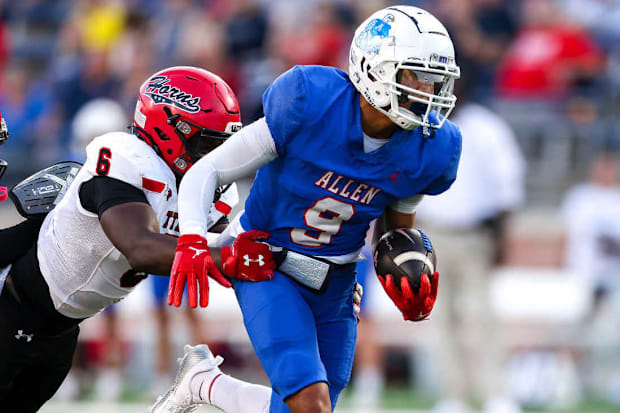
[275,248,355,293]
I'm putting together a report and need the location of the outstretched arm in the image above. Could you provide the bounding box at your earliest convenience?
[100,202,178,275]
[178,117,277,236]
[170,118,279,308]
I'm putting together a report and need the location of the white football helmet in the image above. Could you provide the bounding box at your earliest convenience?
[349,6,460,131]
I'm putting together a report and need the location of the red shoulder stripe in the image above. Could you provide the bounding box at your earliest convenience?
[214,201,232,215]
[142,177,166,193]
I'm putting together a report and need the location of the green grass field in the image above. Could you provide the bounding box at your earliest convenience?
[39,386,620,413]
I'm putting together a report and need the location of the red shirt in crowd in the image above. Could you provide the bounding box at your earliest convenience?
[495,25,604,98]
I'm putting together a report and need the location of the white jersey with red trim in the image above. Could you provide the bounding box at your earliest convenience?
[37,132,237,319]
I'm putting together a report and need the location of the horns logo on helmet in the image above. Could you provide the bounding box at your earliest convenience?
[144,76,201,113]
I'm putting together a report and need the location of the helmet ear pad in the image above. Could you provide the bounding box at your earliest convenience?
[133,66,242,176]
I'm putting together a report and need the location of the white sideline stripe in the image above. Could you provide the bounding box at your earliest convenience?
[393,251,435,274]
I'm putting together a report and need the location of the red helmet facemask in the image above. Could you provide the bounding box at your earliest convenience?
[132,66,241,177]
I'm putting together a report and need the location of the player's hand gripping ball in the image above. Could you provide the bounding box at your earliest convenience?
[373,228,439,321]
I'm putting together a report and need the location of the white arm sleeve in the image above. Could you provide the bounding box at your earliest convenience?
[389,194,424,214]
[178,117,278,235]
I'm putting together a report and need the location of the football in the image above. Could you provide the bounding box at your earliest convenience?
[373,228,437,294]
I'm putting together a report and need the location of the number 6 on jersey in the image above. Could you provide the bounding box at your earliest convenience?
[290,197,355,247]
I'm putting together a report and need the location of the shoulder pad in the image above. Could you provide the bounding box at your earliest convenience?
[84,132,170,190]
[10,161,82,218]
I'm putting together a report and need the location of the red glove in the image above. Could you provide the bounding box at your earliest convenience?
[220,230,276,281]
[168,234,232,308]
[377,272,439,321]
[0,187,7,202]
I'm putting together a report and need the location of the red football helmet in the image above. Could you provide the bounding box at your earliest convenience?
[133,66,241,176]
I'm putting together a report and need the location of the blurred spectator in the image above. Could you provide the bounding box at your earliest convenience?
[68,97,128,159]
[109,10,155,113]
[55,50,122,124]
[416,75,526,413]
[0,63,62,164]
[559,0,620,51]
[561,149,620,405]
[108,10,151,79]
[150,0,204,70]
[174,11,242,95]
[73,0,126,53]
[495,0,605,99]
[438,0,517,101]
[270,1,350,69]
[0,6,9,74]
[562,150,620,310]
[225,0,269,62]
[351,235,386,410]
[48,0,126,140]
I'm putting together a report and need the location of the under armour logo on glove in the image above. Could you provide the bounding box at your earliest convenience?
[15,330,34,342]
[243,254,265,267]
[189,246,207,259]
[221,230,276,281]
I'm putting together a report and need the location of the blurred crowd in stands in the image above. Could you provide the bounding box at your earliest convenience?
[0,0,618,204]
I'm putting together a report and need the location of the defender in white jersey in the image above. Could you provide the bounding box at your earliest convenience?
[0,66,273,412]
[38,131,241,318]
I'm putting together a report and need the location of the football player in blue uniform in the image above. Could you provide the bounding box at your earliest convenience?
[153,6,462,413]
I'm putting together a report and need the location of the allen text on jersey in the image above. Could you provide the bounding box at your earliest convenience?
[314,170,381,205]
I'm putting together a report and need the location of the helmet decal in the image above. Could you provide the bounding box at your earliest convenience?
[355,14,394,54]
[134,104,147,128]
[133,66,242,177]
[430,53,454,66]
[143,75,201,113]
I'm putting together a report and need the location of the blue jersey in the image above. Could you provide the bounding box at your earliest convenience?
[240,65,461,257]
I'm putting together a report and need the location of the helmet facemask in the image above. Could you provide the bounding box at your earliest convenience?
[368,58,459,132]
[162,107,232,175]
[390,59,458,131]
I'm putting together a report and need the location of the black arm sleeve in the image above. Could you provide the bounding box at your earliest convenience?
[0,218,44,267]
[79,176,149,219]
